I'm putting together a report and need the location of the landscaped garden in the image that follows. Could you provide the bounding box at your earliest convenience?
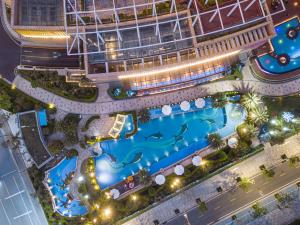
[18,70,98,102]
[0,78,47,113]
[42,91,271,225]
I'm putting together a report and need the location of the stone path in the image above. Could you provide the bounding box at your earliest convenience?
[122,134,300,225]
[13,64,300,115]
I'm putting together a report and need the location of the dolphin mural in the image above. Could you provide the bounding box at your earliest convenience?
[144,132,163,140]
[122,152,143,166]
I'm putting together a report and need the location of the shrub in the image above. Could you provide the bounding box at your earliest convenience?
[65,149,78,159]
[207,133,223,149]
[138,109,150,124]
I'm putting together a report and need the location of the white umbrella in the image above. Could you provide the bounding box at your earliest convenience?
[162,105,172,116]
[110,189,120,199]
[180,101,190,111]
[192,155,202,166]
[195,98,205,109]
[228,137,238,148]
[155,174,166,185]
[174,165,184,176]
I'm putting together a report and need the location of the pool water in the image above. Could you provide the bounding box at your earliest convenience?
[46,157,88,217]
[257,17,300,74]
[95,99,245,189]
[38,109,48,127]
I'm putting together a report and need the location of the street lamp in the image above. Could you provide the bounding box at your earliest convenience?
[183,213,191,225]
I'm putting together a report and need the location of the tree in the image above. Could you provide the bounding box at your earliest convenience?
[241,93,262,111]
[207,133,223,149]
[60,114,81,146]
[47,140,64,155]
[138,109,150,124]
[138,169,151,185]
[238,177,253,191]
[249,107,268,125]
[212,93,227,108]
[274,192,293,209]
[251,203,268,218]
[229,140,250,159]
[0,92,12,111]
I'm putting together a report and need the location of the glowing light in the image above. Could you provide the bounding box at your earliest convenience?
[132,195,137,201]
[47,178,51,183]
[118,50,241,79]
[11,83,16,90]
[103,207,112,217]
[77,176,84,182]
[48,103,55,109]
[278,39,283,44]
[93,218,97,223]
[84,194,89,199]
[283,127,289,131]
[271,119,277,125]
[294,1,298,6]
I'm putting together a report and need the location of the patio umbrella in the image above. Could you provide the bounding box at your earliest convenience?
[155,174,166,185]
[195,98,205,109]
[174,165,184,176]
[192,155,202,166]
[110,189,120,199]
[180,101,190,111]
[162,105,172,116]
[228,137,238,148]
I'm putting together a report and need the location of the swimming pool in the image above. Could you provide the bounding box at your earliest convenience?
[46,157,88,217]
[95,98,246,189]
[257,17,300,74]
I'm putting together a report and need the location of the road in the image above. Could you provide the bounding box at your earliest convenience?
[0,15,20,82]
[21,46,80,68]
[166,162,300,225]
[0,128,48,225]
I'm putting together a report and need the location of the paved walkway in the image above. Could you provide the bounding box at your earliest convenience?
[12,64,300,115]
[122,134,300,225]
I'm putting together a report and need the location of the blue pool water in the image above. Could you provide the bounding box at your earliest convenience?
[95,99,245,189]
[46,157,88,217]
[38,109,48,127]
[257,17,300,74]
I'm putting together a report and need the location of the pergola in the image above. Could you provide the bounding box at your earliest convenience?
[63,0,274,56]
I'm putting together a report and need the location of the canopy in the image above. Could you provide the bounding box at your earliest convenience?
[174,165,184,176]
[162,105,172,116]
[195,98,205,109]
[180,101,190,111]
[110,189,120,199]
[228,137,238,148]
[155,174,166,185]
[192,155,202,166]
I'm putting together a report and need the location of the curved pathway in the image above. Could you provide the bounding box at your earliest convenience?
[13,65,300,115]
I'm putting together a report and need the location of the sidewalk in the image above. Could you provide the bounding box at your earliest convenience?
[12,64,300,115]
[121,134,300,225]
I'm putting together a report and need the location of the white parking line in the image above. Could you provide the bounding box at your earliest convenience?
[1,170,17,178]
[13,176,34,225]
[0,200,12,225]
[5,190,25,200]
[13,210,32,220]
[18,173,44,225]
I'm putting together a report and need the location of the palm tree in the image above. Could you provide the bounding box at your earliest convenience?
[241,93,262,111]
[249,107,268,125]
[207,133,223,149]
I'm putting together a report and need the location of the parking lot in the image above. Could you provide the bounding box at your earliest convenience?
[0,132,48,225]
